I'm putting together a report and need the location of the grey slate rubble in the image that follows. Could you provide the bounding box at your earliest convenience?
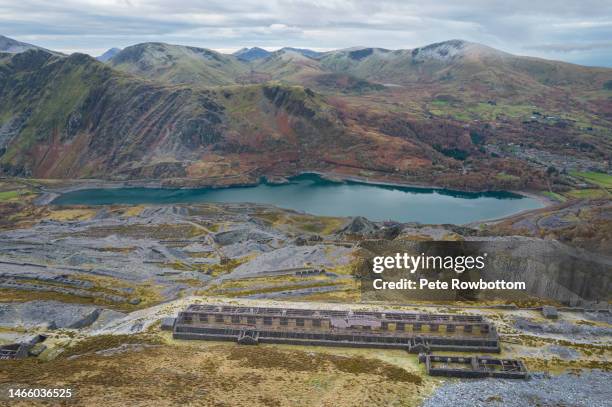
[0,301,125,329]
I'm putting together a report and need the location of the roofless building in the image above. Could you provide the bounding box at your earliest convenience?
[170,304,500,353]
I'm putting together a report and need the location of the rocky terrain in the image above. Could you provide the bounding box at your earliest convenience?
[0,200,358,319]
[0,33,610,406]
[422,370,611,407]
[482,198,612,254]
[0,194,608,405]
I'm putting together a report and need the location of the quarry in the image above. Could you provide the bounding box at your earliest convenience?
[0,9,611,404]
[0,193,609,406]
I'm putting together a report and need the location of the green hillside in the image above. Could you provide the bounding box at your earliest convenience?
[109,42,248,86]
[1,37,610,192]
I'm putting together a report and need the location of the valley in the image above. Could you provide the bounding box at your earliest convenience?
[0,33,610,406]
[0,36,610,194]
[0,189,609,405]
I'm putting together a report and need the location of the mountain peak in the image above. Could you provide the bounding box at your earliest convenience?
[0,34,44,54]
[108,41,247,86]
[110,42,222,65]
[233,47,271,61]
[411,39,508,62]
[279,47,322,59]
[96,47,121,62]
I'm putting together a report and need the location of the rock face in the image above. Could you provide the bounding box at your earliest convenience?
[0,50,369,181]
[223,244,352,280]
[213,228,281,246]
[0,301,125,329]
[477,237,611,304]
[358,236,611,305]
[483,199,612,255]
[0,50,225,178]
[338,216,380,236]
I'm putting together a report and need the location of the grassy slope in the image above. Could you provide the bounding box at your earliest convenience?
[571,171,612,189]
[0,50,231,178]
[104,41,612,163]
[0,52,106,164]
[1,40,610,191]
[2,51,406,183]
[251,50,324,82]
[109,42,248,86]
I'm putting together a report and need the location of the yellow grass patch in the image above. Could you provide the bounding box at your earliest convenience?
[45,208,97,221]
[120,205,145,217]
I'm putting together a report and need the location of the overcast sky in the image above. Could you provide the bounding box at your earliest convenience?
[1,0,611,66]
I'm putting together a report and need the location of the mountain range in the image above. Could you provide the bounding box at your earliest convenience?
[0,35,610,190]
[0,35,58,55]
[96,48,121,63]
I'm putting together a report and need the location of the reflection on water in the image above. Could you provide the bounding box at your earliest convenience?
[52,173,543,224]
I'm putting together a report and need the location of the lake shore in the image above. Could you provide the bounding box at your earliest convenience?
[29,171,554,211]
[298,171,555,206]
[34,173,546,225]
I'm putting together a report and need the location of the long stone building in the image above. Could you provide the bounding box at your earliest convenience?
[170,304,500,353]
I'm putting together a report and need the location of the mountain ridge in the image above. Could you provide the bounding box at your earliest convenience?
[233,47,271,61]
[98,38,612,92]
[0,35,610,192]
[0,35,59,55]
[96,47,121,62]
[107,42,248,86]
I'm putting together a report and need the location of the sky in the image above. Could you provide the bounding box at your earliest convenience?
[1,0,612,67]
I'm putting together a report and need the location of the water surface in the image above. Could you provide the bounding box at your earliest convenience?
[52,174,543,224]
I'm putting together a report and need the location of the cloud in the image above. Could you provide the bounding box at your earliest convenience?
[0,0,611,66]
[526,41,612,52]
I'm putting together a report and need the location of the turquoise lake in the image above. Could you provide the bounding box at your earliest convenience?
[51,174,544,224]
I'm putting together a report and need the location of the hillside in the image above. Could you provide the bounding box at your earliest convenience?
[103,39,612,93]
[0,36,610,191]
[0,35,57,55]
[0,50,224,178]
[250,49,324,82]
[233,47,271,61]
[0,49,433,184]
[100,40,612,148]
[108,42,248,86]
[96,48,121,62]
[481,199,611,254]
